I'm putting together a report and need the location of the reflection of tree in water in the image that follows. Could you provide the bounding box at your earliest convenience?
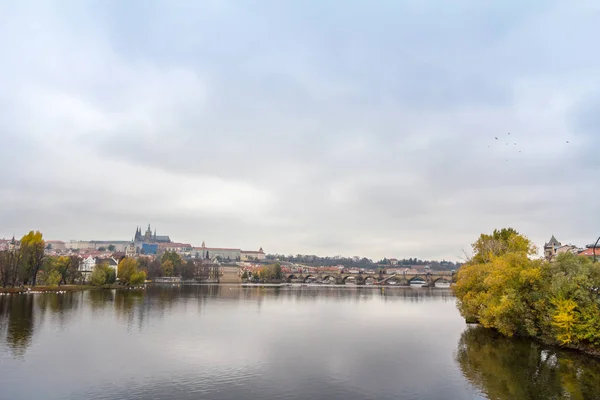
[87,289,115,311]
[114,289,146,331]
[37,292,81,327]
[456,326,600,400]
[0,295,35,357]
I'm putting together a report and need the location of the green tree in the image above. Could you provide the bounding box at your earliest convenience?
[54,256,80,285]
[45,270,61,286]
[107,244,115,252]
[90,264,107,286]
[241,271,248,281]
[130,270,147,285]
[20,231,46,287]
[161,260,174,277]
[272,263,283,280]
[161,251,183,271]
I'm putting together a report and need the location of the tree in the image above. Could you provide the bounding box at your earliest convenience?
[90,262,116,286]
[161,260,174,277]
[20,231,46,287]
[107,245,115,252]
[161,251,183,270]
[54,256,80,285]
[97,247,106,252]
[454,229,542,336]
[117,258,139,285]
[272,263,283,280]
[241,271,248,281]
[470,228,535,264]
[90,264,107,286]
[454,229,600,351]
[45,270,61,286]
[130,270,147,285]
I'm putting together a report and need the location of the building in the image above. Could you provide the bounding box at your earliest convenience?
[241,248,266,261]
[192,241,241,262]
[556,244,579,256]
[579,244,600,260]
[46,240,66,251]
[125,241,137,258]
[79,255,97,280]
[158,242,192,255]
[544,235,562,260]
[134,224,171,252]
[79,256,119,281]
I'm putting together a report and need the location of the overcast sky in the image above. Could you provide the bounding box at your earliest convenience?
[1,1,599,261]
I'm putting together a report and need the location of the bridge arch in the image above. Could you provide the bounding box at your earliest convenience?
[408,276,427,283]
[303,275,318,283]
[363,276,375,285]
[432,277,451,286]
[321,275,336,284]
[342,275,357,284]
[286,274,298,282]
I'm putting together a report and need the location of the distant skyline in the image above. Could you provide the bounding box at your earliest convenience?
[1,1,599,261]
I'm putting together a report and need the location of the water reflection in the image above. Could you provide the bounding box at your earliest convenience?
[456,326,600,400]
[2,286,600,400]
[0,295,35,357]
[0,286,455,357]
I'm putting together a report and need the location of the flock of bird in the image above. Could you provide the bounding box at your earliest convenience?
[488,132,570,161]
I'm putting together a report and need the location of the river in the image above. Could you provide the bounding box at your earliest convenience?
[1,285,599,399]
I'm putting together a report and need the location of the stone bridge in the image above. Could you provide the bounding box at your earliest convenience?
[284,271,455,287]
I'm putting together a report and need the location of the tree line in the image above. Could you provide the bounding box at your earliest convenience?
[454,228,600,352]
[0,231,147,288]
[241,264,283,282]
[266,254,460,271]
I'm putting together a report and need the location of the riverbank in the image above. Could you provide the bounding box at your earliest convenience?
[0,284,131,294]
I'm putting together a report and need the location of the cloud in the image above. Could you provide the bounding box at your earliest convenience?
[1,0,600,259]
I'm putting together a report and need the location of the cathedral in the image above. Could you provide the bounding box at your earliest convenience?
[134,224,171,245]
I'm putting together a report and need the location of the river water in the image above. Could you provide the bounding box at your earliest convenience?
[1,285,599,400]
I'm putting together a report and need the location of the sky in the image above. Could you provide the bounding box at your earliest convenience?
[1,0,599,261]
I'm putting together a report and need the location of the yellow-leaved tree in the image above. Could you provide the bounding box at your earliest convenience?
[454,228,542,337]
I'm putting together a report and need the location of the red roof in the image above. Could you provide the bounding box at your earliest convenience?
[579,248,599,257]
[197,247,241,251]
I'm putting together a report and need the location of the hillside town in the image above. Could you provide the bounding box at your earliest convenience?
[0,228,598,285]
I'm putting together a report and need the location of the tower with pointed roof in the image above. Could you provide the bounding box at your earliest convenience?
[544,235,562,261]
[8,235,17,252]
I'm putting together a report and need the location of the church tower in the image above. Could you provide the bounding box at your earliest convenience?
[144,224,152,242]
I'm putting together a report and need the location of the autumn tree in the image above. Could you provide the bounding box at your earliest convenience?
[55,256,81,285]
[454,229,600,351]
[161,260,174,277]
[454,228,543,336]
[117,258,144,285]
[19,231,46,287]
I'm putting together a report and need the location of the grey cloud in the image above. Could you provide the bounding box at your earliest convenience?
[1,1,600,260]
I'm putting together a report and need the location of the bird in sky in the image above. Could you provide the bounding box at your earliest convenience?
[567,141,570,143]
[495,137,498,140]
[508,132,511,135]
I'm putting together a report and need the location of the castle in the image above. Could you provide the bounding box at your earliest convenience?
[134,224,171,244]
